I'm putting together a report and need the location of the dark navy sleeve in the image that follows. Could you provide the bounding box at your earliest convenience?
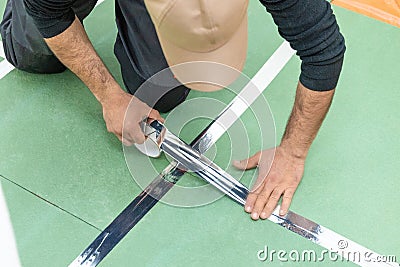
[23,0,76,38]
[259,0,346,91]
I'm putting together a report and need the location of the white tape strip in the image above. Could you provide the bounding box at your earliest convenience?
[268,206,399,267]
[0,182,22,267]
[206,41,295,145]
[0,41,15,80]
[0,60,15,80]
[318,226,398,267]
[0,41,6,58]
[95,0,105,8]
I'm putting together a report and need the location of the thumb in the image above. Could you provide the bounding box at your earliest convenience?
[149,109,165,123]
[232,152,261,170]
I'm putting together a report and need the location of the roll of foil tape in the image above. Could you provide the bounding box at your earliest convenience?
[135,120,166,158]
[135,120,249,205]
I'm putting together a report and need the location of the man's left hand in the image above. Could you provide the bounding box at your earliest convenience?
[233,146,305,220]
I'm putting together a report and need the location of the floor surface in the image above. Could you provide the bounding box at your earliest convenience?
[0,0,399,266]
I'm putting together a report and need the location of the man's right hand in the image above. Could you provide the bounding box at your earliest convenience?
[42,17,164,146]
[101,90,164,146]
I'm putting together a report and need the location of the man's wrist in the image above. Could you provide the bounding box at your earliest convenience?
[279,140,308,161]
[97,83,126,106]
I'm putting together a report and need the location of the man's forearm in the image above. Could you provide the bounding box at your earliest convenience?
[44,16,122,104]
[280,82,335,159]
[42,16,162,144]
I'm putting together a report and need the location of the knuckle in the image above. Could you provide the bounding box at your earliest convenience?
[268,176,279,184]
[258,192,270,198]
[124,141,133,146]
[285,187,296,194]
[269,194,280,201]
[254,200,266,209]
[247,192,258,198]
[265,201,276,209]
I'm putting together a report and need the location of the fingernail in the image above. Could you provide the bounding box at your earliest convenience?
[279,210,286,216]
[232,160,240,165]
[245,206,251,212]
[251,212,258,220]
[260,212,267,219]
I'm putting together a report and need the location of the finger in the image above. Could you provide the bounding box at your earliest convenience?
[122,126,135,145]
[122,137,133,147]
[123,129,144,145]
[125,122,146,144]
[131,131,146,144]
[245,170,270,213]
[121,132,135,145]
[119,133,134,146]
[279,188,295,216]
[260,188,284,220]
[157,116,165,123]
[249,170,268,193]
[250,184,274,220]
[232,151,261,170]
[244,189,261,213]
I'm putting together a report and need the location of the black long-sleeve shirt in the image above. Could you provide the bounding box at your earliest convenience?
[260,0,345,90]
[23,0,80,38]
[23,0,345,91]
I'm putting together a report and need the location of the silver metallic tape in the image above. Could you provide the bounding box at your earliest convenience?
[139,120,249,205]
[70,42,295,267]
[136,41,397,267]
[268,207,398,266]
[71,42,398,267]
[138,121,399,267]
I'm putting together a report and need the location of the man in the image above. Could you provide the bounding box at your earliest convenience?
[0,0,345,220]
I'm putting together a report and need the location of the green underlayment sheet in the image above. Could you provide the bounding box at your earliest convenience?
[0,0,399,266]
